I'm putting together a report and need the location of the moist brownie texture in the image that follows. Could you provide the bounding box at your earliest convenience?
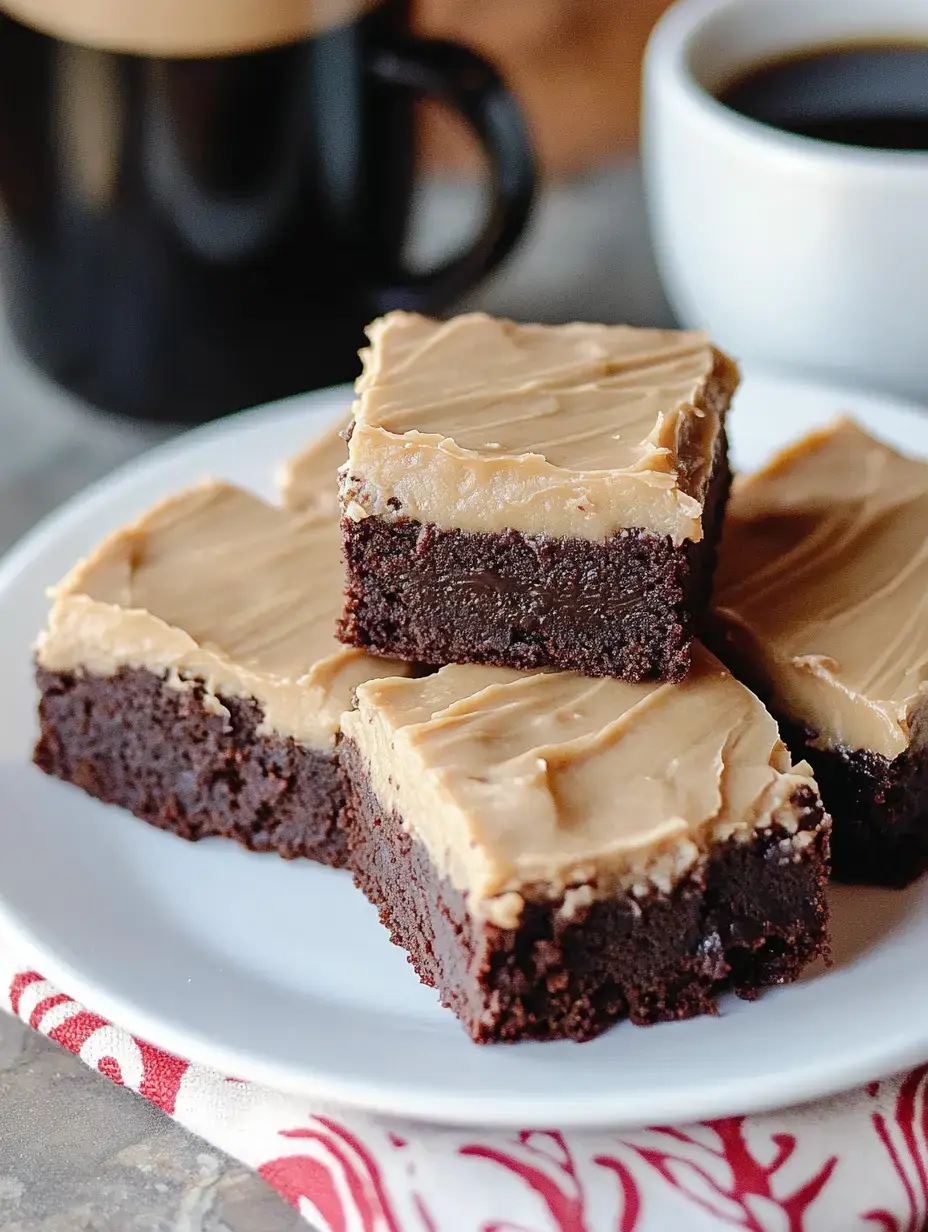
[714,418,928,886]
[34,477,410,865]
[773,712,928,889]
[337,311,739,681]
[36,667,349,864]
[340,646,830,1043]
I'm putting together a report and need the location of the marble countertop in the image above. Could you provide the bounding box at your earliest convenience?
[0,163,672,1230]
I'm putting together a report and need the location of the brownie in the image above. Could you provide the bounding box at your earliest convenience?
[336,311,739,682]
[34,476,410,864]
[339,647,831,1043]
[36,666,350,865]
[714,418,928,887]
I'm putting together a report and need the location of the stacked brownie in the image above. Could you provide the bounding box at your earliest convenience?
[338,311,739,680]
[289,312,831,1042]
[35,310,838,1046]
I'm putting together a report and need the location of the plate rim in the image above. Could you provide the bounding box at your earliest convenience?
[2,373,928,1130]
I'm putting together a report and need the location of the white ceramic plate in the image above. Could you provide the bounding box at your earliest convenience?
[1,373,928,1131]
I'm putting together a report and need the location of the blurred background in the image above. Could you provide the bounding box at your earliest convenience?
[416,0,673,321]
[419,0,664,174]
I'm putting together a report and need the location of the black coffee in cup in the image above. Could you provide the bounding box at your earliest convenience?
[0,0,536,423]
[718,44,928,151]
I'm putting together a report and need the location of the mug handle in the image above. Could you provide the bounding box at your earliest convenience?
[365,37,538,313]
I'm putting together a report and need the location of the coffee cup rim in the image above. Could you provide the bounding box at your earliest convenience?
[646,0,928,172]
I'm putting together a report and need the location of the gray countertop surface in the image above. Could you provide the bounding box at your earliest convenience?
[0,163,672,1231]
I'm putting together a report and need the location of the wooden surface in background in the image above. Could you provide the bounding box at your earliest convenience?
[415,0,673,176]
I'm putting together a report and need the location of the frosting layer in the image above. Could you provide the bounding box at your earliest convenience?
[343,312,737,545]
[278,415,351,515]
[341,644,818,926]
[715,418,928,760]
[37,478,409,751]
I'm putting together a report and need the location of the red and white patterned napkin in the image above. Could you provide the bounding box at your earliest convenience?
[2,940,926,1231]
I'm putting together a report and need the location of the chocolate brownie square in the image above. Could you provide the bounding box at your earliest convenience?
[337,311,738,682]
[714,418,928,887]
[340,644,830,1043]
[34,475,410,865]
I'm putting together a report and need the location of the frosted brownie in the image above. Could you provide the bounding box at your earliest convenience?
[339,645,829,1043]
[34,479,409,865]
[714,419,928,887]
[337,311,738,682]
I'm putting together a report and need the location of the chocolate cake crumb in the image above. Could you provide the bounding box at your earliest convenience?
[35,666,350,866]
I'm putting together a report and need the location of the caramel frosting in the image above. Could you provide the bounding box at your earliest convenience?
[715,418,928,760]
[341,644,818,927]
[277,415,351,516]
[342,312,737,546]
[36,480,409,751]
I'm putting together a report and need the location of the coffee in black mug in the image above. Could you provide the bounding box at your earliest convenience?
[0,0,536,423]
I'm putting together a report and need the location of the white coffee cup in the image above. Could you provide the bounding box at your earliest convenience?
[642,0,928,401]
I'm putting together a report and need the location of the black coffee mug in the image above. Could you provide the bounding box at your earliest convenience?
[0,0,536,423]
